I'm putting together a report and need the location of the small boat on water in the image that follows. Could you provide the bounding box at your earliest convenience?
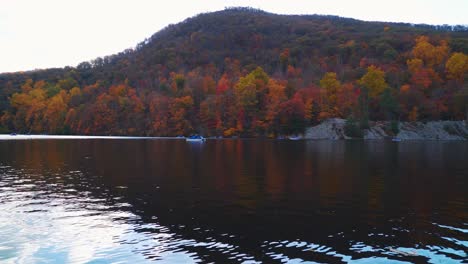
[391,137,402,142]
[186,135,206,142]
[288,135,302,140]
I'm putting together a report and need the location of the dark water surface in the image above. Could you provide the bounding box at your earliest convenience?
[0,139,466,263]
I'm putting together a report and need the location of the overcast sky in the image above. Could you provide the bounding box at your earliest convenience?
[0,0,467,73]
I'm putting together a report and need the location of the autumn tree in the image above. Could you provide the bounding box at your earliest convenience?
[44,92,68,133]
[9,81,48,133]
[407,58,437,90]
[358,65,387,98]
[446,52,468,82]
[234,67,269,134]
[90,93,117,134]
[277,94,306,135]
[265,79,287,135]
[216,74,231,94]
[169,95,194,135]
[149,94,171,136]
[199,96,218,136]
[336,83,359,118]
[412,36,448,67]
[319,72,341,116]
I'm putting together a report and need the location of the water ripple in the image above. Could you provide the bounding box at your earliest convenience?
[0,140,466,263]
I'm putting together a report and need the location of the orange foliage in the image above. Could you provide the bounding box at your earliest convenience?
[2,32,466,135]
[408,106,419,122]
[412,36,448,67]
[400,84,411,93]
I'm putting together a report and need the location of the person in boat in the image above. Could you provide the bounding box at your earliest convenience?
[187,135,206,141]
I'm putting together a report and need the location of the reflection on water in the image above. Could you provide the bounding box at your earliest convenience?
[0,139,466,263]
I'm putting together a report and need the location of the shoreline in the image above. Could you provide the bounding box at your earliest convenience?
[0,135,179,140]
[1,134,467,142]
[1,120,467,141]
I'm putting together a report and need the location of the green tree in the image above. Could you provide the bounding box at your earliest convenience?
[357,87,369,129]
[379,88,399,120]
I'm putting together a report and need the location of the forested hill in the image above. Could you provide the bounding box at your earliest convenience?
[0,7,467,136]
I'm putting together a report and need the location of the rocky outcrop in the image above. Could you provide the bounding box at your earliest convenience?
[304,118,348,139]
[363,122,388,140]
[398,121,468,140]
[304,119,468,140]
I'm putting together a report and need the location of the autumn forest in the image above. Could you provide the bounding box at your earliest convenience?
[0,8,467,137]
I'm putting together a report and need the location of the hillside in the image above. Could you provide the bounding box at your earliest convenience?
[0,7,467,136]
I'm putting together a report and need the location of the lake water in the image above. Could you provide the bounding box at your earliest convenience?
[0,138,466,263]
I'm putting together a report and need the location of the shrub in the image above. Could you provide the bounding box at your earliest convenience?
[390,120,399,135]
[0,126,9,134]
[344,117,363,138]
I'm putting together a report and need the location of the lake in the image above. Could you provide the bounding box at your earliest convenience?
[0,138,466,263]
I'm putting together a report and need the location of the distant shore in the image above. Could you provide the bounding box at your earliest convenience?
[0,135,174,140]
[2,119,467,141]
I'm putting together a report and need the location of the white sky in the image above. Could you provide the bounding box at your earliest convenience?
[0,0,467,73]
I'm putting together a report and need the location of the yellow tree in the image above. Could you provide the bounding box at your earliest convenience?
[412,36,448,67]
[27,87,47,132]
[10,92,31,131]
[407,58,424,74]
[10,83,47,132]
[234,67,269,133]
[234,67,269,110]
[319,72,341,115]
[446,52,468,82]
[358,65,387,98]
[44,93,68,133]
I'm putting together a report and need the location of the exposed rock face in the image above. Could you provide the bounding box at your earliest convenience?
[363,122,388,140]
[304,119,347,139]
[304,119,468,140]
[398,121,468,140]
